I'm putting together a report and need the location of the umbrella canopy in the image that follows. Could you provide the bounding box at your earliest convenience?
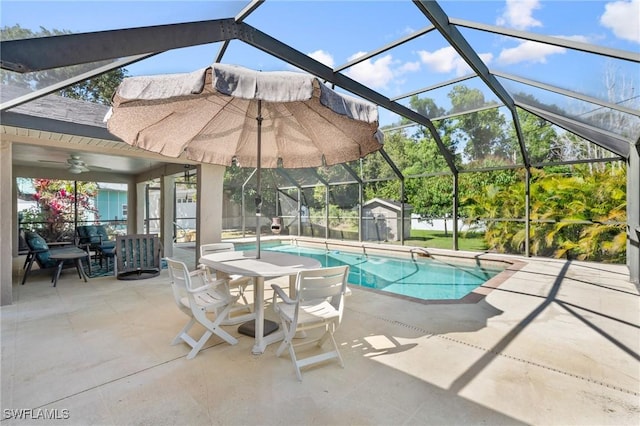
[106,63,383,169]
[106,63,384,256]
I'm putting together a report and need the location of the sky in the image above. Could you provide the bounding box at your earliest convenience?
[1,0,639,126]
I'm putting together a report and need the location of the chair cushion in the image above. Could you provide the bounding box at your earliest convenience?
[25,232,56,268]
[76,226,89,239]
[99,241,116,250]
[85,226,102,244]
[26,232,49,251]
[76,225,99,245]
[96,226,109,240]
[78,225,112,247]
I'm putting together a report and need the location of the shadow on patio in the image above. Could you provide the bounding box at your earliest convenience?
[2,246,638,425]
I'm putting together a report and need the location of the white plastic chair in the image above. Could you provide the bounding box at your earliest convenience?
[271,265,350,381]
[166,258,239,359]
[199,243,253,323]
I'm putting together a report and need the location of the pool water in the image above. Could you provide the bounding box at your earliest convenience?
[242,243,505,301]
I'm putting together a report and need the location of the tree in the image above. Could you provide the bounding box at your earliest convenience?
[367,97,458,220]
[1,24,127,105]
[447,85,509,163]
[20,179,98,241]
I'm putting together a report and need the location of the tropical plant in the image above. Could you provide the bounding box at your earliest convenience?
[530,165,626,262]
[463,164,626,262]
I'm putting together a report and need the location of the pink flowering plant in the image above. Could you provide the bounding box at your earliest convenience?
[21,179,99,241]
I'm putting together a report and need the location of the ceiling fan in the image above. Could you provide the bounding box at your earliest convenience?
[39,154,112,174]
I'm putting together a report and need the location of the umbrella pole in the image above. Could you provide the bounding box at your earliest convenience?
[255,100,263,259]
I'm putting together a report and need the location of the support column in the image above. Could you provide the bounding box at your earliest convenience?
[400,180,405,245]
[325,184,329,240]
[358,183,363,242]
[1,141,13,305]
[135,182,146,234]
[525,167,531,257]
[628,145,639,286]
[197,164,225,257]
[298,188,302,237]
[161,174,174,258]
[452,173,459,251]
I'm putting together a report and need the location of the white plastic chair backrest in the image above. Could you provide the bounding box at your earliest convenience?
[166,257,230,307]
[200,242,235,258]
[166,258,191,313]
[296,265,349,321]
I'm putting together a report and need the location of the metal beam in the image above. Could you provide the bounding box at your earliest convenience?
[233,23,459,173]
[413,0,530,167]
[0,18,458,174]
[339,163,365,242]
[451,18,640,63]
[433,104,502,121]
[215,0,265,64]
[1,53,156,111]
[390,74,475,102]
[493,71,640,118]
[525,167,530,257]
[0,18,239,72]
[452,173,459,250]
[518,102,631,158]
[235,0,264,21]
[627,136,640,285]
[334,25,435,73]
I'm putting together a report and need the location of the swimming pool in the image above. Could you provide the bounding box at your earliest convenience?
[236,241,508,302]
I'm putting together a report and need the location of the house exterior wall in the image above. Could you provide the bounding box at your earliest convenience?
[96,189,128,222]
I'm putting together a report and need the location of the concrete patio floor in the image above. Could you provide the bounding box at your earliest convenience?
[2,245,639,425]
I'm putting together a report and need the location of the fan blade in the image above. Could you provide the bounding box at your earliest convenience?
[87,164,112,171]
[38,160,67,165]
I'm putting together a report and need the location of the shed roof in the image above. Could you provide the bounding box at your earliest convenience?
[363,198,413,212]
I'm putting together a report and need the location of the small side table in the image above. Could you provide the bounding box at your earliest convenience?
[49,249,90,287]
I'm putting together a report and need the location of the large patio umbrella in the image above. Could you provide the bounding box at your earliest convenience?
[106,63,383,257]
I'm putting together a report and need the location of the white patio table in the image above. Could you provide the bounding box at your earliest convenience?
[199,250,321,354]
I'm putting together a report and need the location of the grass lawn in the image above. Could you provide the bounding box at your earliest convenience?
[223,228,488,252]
[403,229,488,251]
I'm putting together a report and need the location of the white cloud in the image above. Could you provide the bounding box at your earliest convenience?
[397,61,421,74]
[307,50,335,68]
[497,40,566,65]
[496,0,542,30]
[417,46,492,76]
[418,46,461,73]
[600,0,640,43]
[343,52,395,89]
